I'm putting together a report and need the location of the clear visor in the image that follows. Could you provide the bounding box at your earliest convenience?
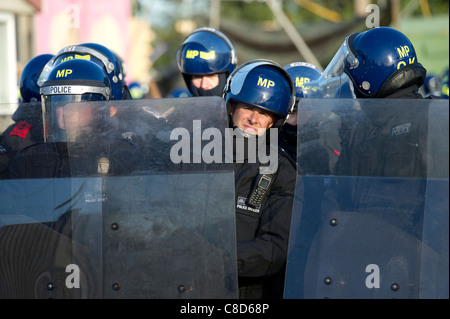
[321,35,359,80]
[229,63,260,96]
[42,94,105,143]
[301,35,358,99]
[302,73,356,99]
[55,45,116,74]
[37,46,119,87]
[36,56,57,87]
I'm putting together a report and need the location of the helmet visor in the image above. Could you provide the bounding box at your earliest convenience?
[55,45,116,74]
[302,73,356,98]
[42,93,105,143]
[229,62,263,96]
[178,43,229,74]
[321,34,359,80]
[177,29,236,75]
[227,61,294,118]
[36,56,57,87]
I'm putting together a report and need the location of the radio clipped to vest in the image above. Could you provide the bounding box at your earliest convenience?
[246,174,273,208]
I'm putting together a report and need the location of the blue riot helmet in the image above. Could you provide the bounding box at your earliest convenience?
[320,27,426,98]
[176,27,237,96]
[166,87,192,98]
[128,82,148,99]
[40,59,111,143]
[19,54,54,103]
[223,59,295,128]
[301,60,356,98]
[284,62,321,109]
[177,27,237,75]
[48,43,126,100]
[302,74,356,98]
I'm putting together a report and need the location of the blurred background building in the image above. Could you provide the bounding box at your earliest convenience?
[1,0,448,123]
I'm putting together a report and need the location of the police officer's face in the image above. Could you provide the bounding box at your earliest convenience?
[56,103,94,130]
[191,74,220,90]
[55,102,94,142]
[55,106,66,130]
[230,103,275,136]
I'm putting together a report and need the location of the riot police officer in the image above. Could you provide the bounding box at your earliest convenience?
[319,27,434,239]
[177,27,237,97]
[0,54,54,178]
[318,26,427,99]
[279,62,322,162]
[222,59,297,299]
[318,27,433,175]
[9,58,139,179]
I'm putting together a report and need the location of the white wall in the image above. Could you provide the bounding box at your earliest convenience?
[0,12,18,111]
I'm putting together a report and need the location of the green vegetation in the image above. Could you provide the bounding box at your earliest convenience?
[137,0,449,92]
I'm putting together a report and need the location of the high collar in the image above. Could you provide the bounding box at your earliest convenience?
[383,84,423,99]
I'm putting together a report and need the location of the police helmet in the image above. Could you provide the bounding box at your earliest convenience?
[19,54,54,103]
[223,59,295,128]
[49,43,126,100]
[40,59,111,142]
[323,27,426,98]
[284,62,321,110]
[176,28,237,96]
[128,82,148,99]
[177,27,237,75]
[166,87,192,98]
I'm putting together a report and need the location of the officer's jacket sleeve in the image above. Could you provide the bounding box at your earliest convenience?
[236,153,297,278]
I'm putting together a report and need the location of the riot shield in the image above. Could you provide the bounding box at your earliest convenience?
[285,98,449,299]
[0,97,238,299]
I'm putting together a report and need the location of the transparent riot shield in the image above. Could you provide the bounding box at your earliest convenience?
[0,102,77,298]
[0,97,238,299]
[284,98,449,299]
